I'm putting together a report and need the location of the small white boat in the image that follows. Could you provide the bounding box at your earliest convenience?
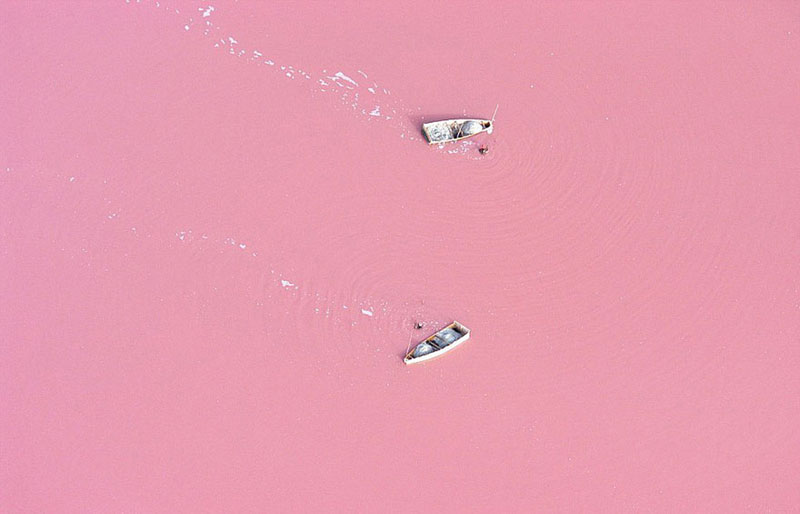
[422,119,493,144]
[422,105,498,145]
[404,321,471,364]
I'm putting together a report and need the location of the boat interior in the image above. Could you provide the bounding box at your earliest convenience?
[423,120,491,143]
[409,325,466,358]
[454,120,491,138]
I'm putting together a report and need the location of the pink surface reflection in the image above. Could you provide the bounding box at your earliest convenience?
[2,1,799,511]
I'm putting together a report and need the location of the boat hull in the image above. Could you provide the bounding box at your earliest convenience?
[422,119,493,144]
[404,321,471,364]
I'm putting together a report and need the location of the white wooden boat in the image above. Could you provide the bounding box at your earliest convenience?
[422,105,498,145]
[422,119,493,144]
[404,321,471,364]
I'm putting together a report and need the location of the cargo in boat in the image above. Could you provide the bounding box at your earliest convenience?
[404,321,471,364]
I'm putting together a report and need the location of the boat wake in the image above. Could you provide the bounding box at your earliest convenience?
[124,0,428,141]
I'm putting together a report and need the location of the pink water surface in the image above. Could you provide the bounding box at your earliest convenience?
[2,1,799,511]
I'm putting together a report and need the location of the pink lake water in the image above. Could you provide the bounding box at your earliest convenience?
[2,1,799,511]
